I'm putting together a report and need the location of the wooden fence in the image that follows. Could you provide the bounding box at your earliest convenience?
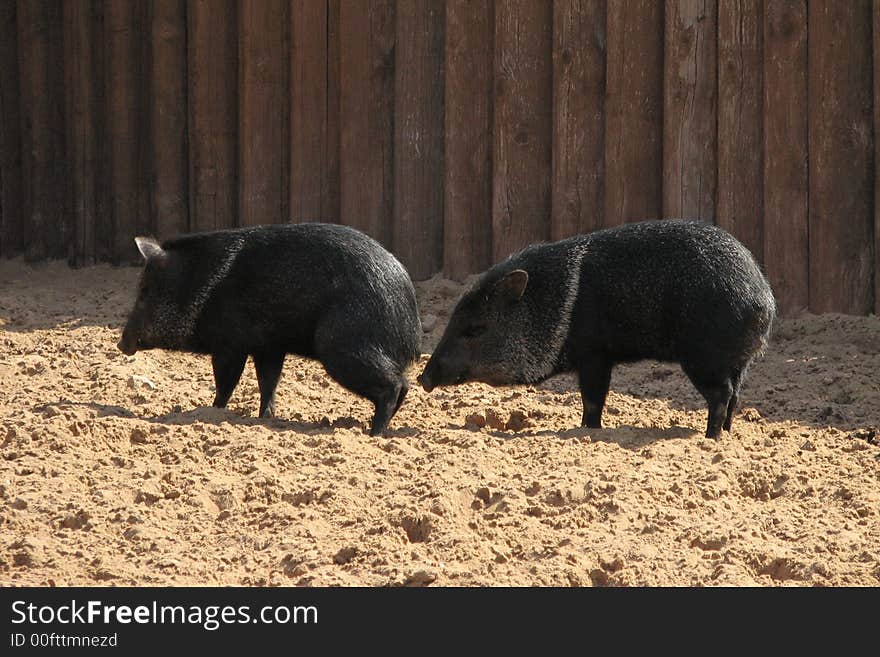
[0,1,879,315]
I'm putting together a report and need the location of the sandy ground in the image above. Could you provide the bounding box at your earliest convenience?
[1,258,879,587]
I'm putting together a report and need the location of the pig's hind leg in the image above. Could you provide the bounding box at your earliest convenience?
[722,368,743,432]
[314,308,410,435]
[319,350,406,436]
[367,378,406,436]
[211,351,247,409]
[393,381,409,416]
[722,366,750,432]
[253,351,286,418]
[577,353,612,428]
[681,361,734,439]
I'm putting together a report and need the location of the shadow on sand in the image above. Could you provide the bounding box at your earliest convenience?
[475,423,699,450]
[34,400,426,439]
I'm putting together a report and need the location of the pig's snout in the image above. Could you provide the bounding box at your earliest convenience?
[417,360,437,392]
[419,354,471,391]
[417,370,435,393]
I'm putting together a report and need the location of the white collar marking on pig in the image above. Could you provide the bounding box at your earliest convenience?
[182,236,246,336]
[521,242,586,382]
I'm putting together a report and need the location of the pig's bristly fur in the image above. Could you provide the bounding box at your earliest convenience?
[423,219,776,439]
[120,223,421,435]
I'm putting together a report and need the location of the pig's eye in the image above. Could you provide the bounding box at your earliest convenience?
[461,324,486,339]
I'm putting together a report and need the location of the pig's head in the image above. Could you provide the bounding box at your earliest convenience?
[118,237,186,355]
[419,267,553,391]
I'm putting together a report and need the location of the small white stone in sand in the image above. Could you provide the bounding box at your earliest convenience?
[128,374,156,391]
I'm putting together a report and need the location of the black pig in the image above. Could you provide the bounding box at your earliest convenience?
[418,220,775,438]
[119,223,421,435]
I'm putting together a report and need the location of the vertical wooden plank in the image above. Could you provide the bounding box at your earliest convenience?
[763,0,808,314]
[444,0,492,280]
[492,0,553,261]
[187,0,238,233]
[92,0,111,261]
[137,0,151,242]
[63,0,98,265]
[604,0,663,227]
[105,0,144,262]
[290,0,327,222]
[339,0,395,246]
[291,0,339,223]
[46,0,66,259]
[17,0,66,261]
[808,2,873,314]
[326,0,341,225]
[717,0,763,261]
[151,0,188,239]
[0,0,23,257]
[874,0,880,315]
[90,0,114,264]
[663,0,717,221]
[552,0,605,239]
[239,0,289,227]
[393,0,445,279]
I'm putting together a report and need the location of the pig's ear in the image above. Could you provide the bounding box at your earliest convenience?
[134,236,165,262]
[495,269,528,302]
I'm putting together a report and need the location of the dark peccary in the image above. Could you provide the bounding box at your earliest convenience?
[418,220,776,438]
[118,223,421,435]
